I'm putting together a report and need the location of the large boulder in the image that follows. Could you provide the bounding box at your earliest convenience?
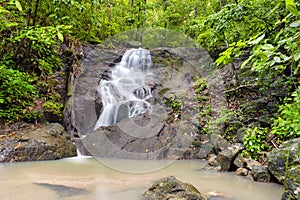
[143,176,207,200]
[0,123,77,162]
[268,137,300,200]
[251,165,271,182]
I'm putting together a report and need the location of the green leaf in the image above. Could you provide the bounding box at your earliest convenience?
[249,34,265,45]
[261,44,275,51]
[0,6,9,13]
[290,20,300,27]
[286,0,296,7]
[15,0,22,12]
[280,54,291,62]
[294,51,300,61]
[286,0,299,16]
[268,2,282,16]
[274,56,281,63]
[241,55,254,68]
[287,5,299,16]
[57,31,64,42]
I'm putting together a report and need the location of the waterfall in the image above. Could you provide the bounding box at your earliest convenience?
[94,48,153,130]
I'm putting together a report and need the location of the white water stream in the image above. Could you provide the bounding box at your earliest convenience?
[94,48,153,129]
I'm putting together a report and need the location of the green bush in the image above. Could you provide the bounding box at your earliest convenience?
[271,88,300,141]
[0,64,38,122]
[243,88,300,159]
[242,127,271,159]
[43,101,63,118]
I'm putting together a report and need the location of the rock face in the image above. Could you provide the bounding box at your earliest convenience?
[143,176,207,200]
[0,123,77,162]
[214,145,240,171]
[206,143,243,172]
[268,137,300,200]
[64,39,226,159]
[251,165,271,182]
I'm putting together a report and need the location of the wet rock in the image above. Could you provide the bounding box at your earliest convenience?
[214,145,240,171]
[251,165,271,182]
[235,128,247,143]
[235,167,248,176]
[143,176,207,200]
[240,98,268,113]
[268,137,300,200]
[233,143,244,151]
[66,45,219,158]
[282,166,300,200]
[183,142,214,159]
[233,156,261,170]
[233,156,245,168]
[257,115,273,127]
[211,134,230,153]
[268,138,300,182]
[0,123,77,162]
[207,154,218,166]
[197,143,215,159]
[233,156,271,182]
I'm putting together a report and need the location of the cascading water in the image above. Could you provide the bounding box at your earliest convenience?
[94,48,153,130]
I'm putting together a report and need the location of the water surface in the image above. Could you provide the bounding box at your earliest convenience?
[0,157,282,200]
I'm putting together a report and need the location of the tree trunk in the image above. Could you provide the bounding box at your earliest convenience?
[25,0,40,61]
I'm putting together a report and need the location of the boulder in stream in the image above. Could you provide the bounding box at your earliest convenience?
[143,176,207,200]
[208,144,241,171]
[0,123,77,162]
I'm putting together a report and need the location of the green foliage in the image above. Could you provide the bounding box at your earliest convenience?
[271,88,300,141]
[193,77,207,94]
[194,0,276,50]
[197,106,212,134]
[242,88,300,159]
[43,101,63,118]
[193,77,211,134]
[213,0,299,87]
[242,127,271,159]
[0,0,72,123]
[207,0,299,161]
[164,96,182,113]
[0,64,38,122]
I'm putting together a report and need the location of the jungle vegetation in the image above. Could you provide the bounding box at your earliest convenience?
[0,0,299,159]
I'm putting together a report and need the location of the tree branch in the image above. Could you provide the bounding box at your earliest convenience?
[223,83,259,93]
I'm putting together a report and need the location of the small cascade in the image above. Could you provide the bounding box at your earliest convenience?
[94,48,152,130]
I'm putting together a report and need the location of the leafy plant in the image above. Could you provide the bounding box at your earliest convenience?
[0,64,38,122]
[271,88,300,141]
[193,77,211,134]
[242,127,271,159]
[169,97,182,112]
[43,101,63,118]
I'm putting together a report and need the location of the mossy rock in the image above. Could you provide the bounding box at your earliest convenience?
[268,137,300,200]
[144,176,207,200]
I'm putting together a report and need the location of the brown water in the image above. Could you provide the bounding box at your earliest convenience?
[0,157,282,200]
